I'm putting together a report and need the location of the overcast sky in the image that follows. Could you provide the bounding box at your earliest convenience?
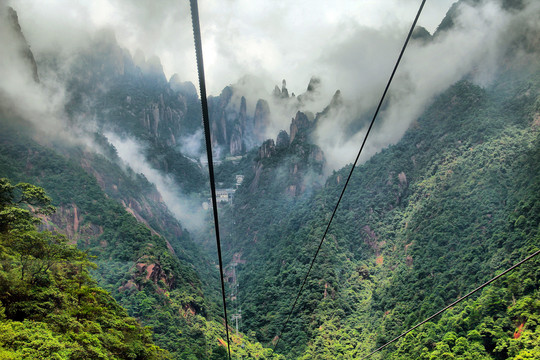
[10,0,455,95]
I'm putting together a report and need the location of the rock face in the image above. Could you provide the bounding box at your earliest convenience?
[281,79,289,98]
[411,26,432,42]
[306,77,321,93]
[230,122,244,155]
[206,76,344,158]
[56,29,207,193]
[119,258,175,294]
[253,99,270,142]
[229,96,247,155]
[276,130,290,149]
[248,110,325,197]
[289,111,312,144]
[258,139,276,159]
[272,79,290,99]
[42,204,103,243]
[329,90,343,108]
[137,261,175,289]
[140,93,186,143]
[208,88,271,157]
[63,26,202,147]
[297,76,322,105]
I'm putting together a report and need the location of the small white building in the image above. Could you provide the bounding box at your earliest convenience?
[203,189,236,210]
[216,189,234,203]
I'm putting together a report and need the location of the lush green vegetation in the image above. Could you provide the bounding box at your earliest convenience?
[0,114,280,358]
[388,259,540,360]
[0,178,167,359]
[3,2,539,357]
[224,67,540,359]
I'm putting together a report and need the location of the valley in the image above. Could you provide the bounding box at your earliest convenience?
[1,1,539,359]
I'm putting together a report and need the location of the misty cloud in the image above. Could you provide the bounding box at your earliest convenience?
[4,0,461,168]
[105,132,206,232]
[0,4,110,159]
[0,4,68,136]
[10,0,456,95]
[312,0,540,170]
[179,128,204,160]
[1,2,208,235]
[220,0,539,172]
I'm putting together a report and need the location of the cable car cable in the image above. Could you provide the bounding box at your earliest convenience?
[189,0,232,358]
[359,248,540,359]
[272,0,427,352]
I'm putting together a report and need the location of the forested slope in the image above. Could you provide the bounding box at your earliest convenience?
[227,63,540,358]
[0,112,281,359]
[0,4,283,357]
[0,178,167,359]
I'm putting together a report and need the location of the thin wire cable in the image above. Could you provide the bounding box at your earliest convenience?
[189,1,231,358]
[272,0,427,352]
[359,248,540,359]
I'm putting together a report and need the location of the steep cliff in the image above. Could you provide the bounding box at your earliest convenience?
[207,85,272,157]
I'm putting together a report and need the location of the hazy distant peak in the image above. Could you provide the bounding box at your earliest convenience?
[330,90,343,108]
[433,0,482,37]
[131,49,167,84]
[169,74,197,97]
[219,86,234,104]
[411,25,432,43]
[306,76,321,93]
[434,0,524,38]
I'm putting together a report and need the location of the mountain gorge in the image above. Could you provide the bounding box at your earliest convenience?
[1,0,539,359]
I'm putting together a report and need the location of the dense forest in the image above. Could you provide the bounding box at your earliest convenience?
[1,0,539,359]
[225,74,540,358]
[0,177,166,359]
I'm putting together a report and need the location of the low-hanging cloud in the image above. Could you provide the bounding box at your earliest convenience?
[219,0,539,173]
[311,0,540,171]
[0,4,64,134]
[10,0,455,95]
[105,132,207,232]
[0,3,105,154]
[179,128,204,161]
[5,0,460,167]
[1,2,207,235]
